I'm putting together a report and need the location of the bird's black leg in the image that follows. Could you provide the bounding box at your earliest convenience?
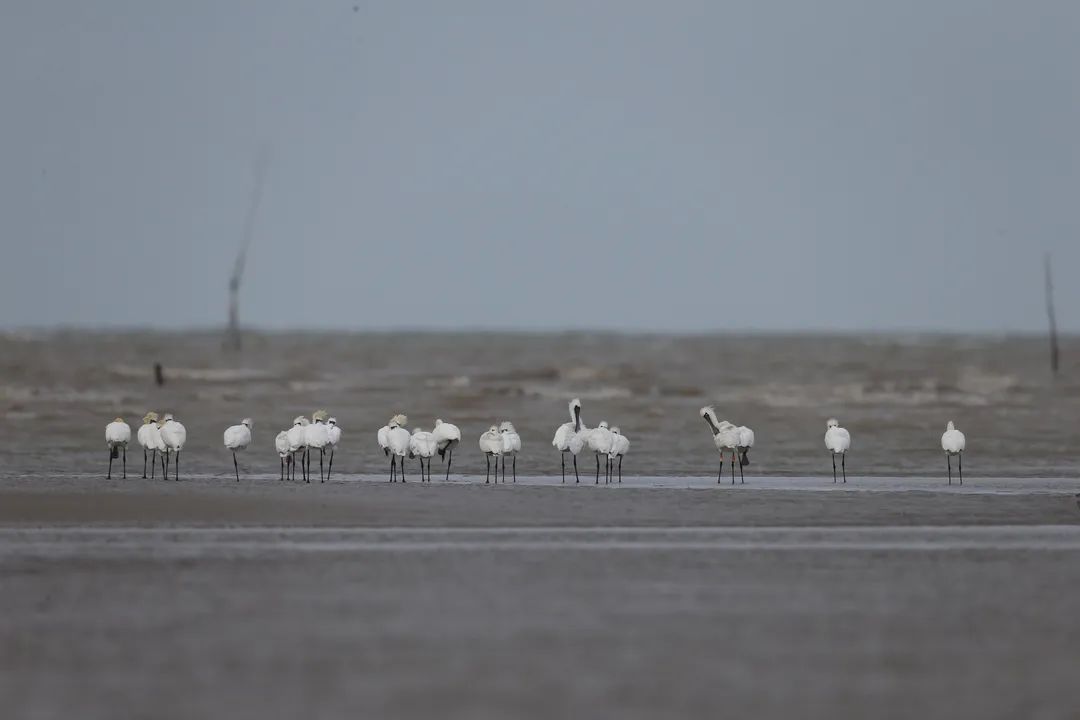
[501,455,505,484]
[739,457,744,484]
[561,453,566,483]
[718,457,723,484]
[446,450,452,482]
[841,454,846,483]
[162,451,168,480]
[486,455,490,484]
[618,456,622,483]
[947,455,952,485]
[143,448,147,479]
[107,450,113,480]
[958,454,962,485]
[320,449,325,483]
[832,454,837,483]
[122,446,127,479]
[513,456,516,483]
[280,457,284,481]
[401,456,406,482]
[390,455,395,482]
[151,449,157,479]
[327,448,334,481]
[731,452,735,484]
[175,451,180,482]
[574,455,580,483]
[595,455,600,485]
[233,452,240,482]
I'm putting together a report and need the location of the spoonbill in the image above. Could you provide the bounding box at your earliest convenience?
[326,417,341,480]
[479,425,502,483]
[735,424,755,484]
[942,421,966,485]
[377,422,391,457]
[587,421,614,484]
[410,427,437,482]
[105,417,131,479]
[500,421,521,482]
[223,418,253,482]
[159,414,187,482]
[306,410,331,482]
[825,418,851,483]
[433,419,461,481]
[287,416,310,482]
[609,427,629,483]
[552,398,585,483]
[386,415,410,482]
[136,412,160,479]
[700,407,739,484]
[275,430,291,481]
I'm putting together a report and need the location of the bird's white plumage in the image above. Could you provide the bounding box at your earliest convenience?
[500,421,521,456]
[586,421,614,456]
[942,421,966,455]
[410,429,437,459]
[387,427,411,458]
[287,417,309,453]
[377,425,390,455]
[137,415,161,451]
[159,415,186,452]
[275,430,290,458]
[306,419,330,450]
[824,419,850,455]
[223,419,252,451]
[737,426,755,451]
[553,398,585,452]
[609,427,630,459]
[479,426,502,456]
[105,419,131,448]
[326,418,341,447]
[432,419,461,456]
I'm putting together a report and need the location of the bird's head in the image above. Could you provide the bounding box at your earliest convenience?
[327,417,337,426]
[241,418,253,428]
[488,425,499,434]
[826,418,839,429]
[946,420,955,431]
[611,426,621,435]
[435,418,444,426]
[390,414,407,428]
[499,421,515,433]
[598,421,609,430]
[142,412,158,424]
[312,410,328,423]
[162,413,174,422]
[113,417,124,424]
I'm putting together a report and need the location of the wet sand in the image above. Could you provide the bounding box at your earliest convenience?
[3,478,1080,719]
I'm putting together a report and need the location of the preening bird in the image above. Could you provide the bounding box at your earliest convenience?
[609,426,629,483]
[552,398,585,483]
[287,416,310,482]
[136,412,161,479]
[275,430,291,481]
[105,417,131,480]
[586,421,614,484]
[223,418,253,482]
[326,417,341,480]
[409,427,437,482]
[479,425,502,483]
[941,420,966,485]
[159,414,187,482]
[700,407,740,484]
[306,410,331,482]
[377,423,391,457]
[735,425,755,483]
[824,418,851,483]
[499,421,521,482]
[432,419,461,481]
[386,414,410,482]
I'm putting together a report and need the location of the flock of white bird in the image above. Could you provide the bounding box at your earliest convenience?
[102,397,968,485]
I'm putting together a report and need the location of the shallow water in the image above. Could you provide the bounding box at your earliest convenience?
[1,330,1077,479]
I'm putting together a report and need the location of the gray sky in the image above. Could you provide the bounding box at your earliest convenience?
[2,0,1077,332]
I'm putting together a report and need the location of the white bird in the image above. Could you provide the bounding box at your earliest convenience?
[326,417,341,480]
[479,425,503,483]
[608,426,630,483]
[287,416,310,482]
[275,430,291,481]
[377,423,391,457]
[432,419,461,481]
[159,413,187,482]
[105,417,132,480]
[552,398,587,483]
[136,412,161,479]
[499,421,521,482]
[223,418,253,482]
[409,428,437,482]
[586,421,614,484]
[700,407,740,484]
[735,425,755,484]
[825,418,851,484]
[306,410,331,483]
[386,414,411,482]
[941,420,966,485]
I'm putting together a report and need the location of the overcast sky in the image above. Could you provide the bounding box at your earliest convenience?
[1,0,1077,332]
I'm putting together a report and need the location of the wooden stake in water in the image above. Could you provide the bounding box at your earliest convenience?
[226,149,271,352]
[1044,253,1060,375]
